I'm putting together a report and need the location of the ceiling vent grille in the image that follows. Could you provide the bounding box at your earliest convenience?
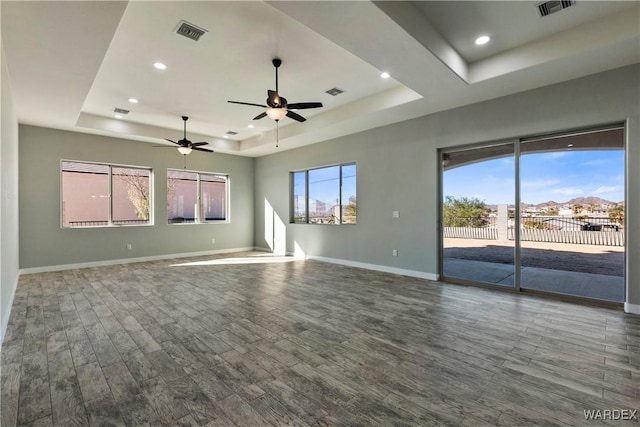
[537,0,576,17]
[175,20,207,41]
[113,108,130,115]
[325,87,344,96]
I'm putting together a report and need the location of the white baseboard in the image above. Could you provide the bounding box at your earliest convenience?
[1,274,19,348]
[285,252,306,259]
[18,247,257,275]
[306,255,439,281]
[624,302,640,315]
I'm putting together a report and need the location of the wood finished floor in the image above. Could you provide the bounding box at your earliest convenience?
[1,252,638,426]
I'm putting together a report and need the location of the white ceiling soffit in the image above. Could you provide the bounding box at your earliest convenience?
[271,1,639,119]
[375,1,640,84]
[412,1,639,63]
[2,1,639,157]
[0,1,128,130]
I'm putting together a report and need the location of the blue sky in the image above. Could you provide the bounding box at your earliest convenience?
[444,150,624,205]
[294,164,357,205]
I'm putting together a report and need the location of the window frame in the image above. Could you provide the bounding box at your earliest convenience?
[290,162,357,225]
[167,168,229,225]
[60,160,153,229]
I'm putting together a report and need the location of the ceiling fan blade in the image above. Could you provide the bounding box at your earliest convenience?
[286,110,306,122]
[191,142,209,146]
[165,139,180,145]
[287,102,323,110]
[253,112,267,120]
[267,90,282,107]
[193,146,214,153]
[228,100,267,108]
[152,145,176,148]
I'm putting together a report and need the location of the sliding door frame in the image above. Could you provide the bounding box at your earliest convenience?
[437,138,520,291]
[438,123,626,307]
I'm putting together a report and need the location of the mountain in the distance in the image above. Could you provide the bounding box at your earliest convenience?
[565,196,615,206]
[532,200,558,206]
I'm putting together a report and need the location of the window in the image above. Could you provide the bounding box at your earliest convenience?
[61,161,151,227]
[291,163,356,224]
[167,169,227,223]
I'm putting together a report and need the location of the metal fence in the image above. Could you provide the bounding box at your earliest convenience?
[511,229,625,246]
[519,216,622,231]
[443,217,497,239]
[443,226,498,240]
[444,215,624,246]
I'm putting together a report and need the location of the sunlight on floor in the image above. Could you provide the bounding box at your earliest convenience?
[170,254,298,267]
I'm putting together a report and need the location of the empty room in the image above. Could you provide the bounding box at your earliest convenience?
[1,1,639,426]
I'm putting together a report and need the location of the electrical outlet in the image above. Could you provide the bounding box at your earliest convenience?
[211,238,216,244]
[393,211,400,218]
[392,249,398,257]
[126,244,132,251]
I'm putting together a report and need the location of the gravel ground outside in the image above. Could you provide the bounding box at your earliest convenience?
[444,238,624,277]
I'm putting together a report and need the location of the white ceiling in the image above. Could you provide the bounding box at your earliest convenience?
[2,1,639,157]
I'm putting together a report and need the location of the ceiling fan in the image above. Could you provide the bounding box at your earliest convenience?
[160,116,213,155]
[228,58,323,123]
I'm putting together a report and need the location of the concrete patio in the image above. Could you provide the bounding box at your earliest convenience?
[443,239,624,302]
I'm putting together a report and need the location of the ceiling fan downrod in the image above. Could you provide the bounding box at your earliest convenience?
[273,58,281,94]
[182,116,188,138]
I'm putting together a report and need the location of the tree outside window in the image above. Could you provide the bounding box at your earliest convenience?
[61,161,151,227]
[443,196,490,228]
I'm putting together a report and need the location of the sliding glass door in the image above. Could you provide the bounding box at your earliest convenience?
[441,142,516,288]
[518,127,625,302]
[440,125,625,303]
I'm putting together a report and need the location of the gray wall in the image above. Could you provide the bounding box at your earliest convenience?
[19,126,255,269]
[1,41,20,342]
[254,64,640,308]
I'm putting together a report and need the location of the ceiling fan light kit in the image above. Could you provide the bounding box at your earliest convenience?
[266,107,287,121]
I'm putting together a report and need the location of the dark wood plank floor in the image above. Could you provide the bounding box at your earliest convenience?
[1,252,638,426]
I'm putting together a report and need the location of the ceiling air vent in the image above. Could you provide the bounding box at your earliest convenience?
[537,0,576,17]
[113,108,129,115]
[175,20,207,41]
[325,87,344,96]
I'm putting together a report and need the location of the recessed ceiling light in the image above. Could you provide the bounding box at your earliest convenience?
[153,62,167,70]
[248,124,254,129]
[223,135,229,139]
[128,98,139,104]
[114,114,124,119]
[475,35,491,45]
[380,72,390,79]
